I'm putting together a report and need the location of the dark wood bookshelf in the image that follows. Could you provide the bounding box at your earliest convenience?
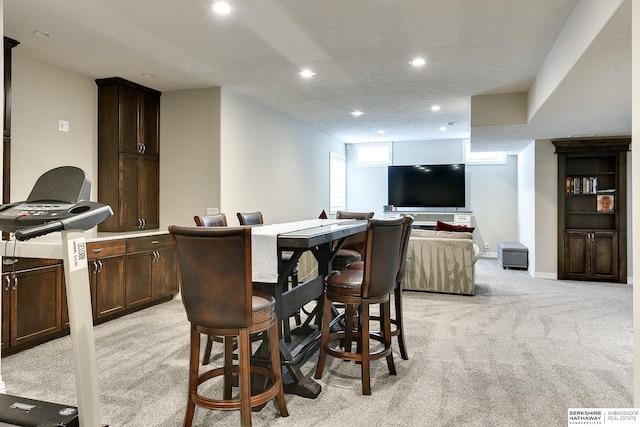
[553,137,630,283]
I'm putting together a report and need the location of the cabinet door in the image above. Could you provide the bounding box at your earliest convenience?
[564,231,589,280]
[153,248,177,299]
[120,85,141,155]
[125,252,153,308]
[138,156,159,229]
[2,275,9,350]
[591,231,618,281]
[92,256,126,320]
[10,266,62,347]
[119,153,141,231]
[141,92,159,157]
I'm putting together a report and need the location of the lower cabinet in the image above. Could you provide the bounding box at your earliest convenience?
[125,234,178,308]
[1,232,177,355]
[564,230,618,281]
[1,258,64,352]
[87,240,126,321]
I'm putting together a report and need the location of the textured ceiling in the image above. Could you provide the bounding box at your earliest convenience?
[3,0,631,151]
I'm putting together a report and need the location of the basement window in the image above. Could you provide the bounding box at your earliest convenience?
[355,143,392,167]
[464,140,507,165]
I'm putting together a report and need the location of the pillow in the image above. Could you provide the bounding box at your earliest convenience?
[435,220,475,233]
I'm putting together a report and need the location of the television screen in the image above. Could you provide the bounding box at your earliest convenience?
[388,164,465,208]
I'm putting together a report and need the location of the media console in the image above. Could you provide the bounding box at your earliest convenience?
[384,211,472,229]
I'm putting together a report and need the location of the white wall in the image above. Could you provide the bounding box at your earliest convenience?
[517,142,536,275]
[533,140,559,278]
[11,52,97,202]
[160,88,221,229]
[346,138,519,255]
[219,88,345,225]
[9,54,345,231]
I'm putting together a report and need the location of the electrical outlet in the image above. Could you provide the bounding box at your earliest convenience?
[206,208,219,216]
[58,120,69,132]
[484,242,490,249]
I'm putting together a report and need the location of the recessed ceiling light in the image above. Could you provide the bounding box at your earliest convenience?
[142,73,155,78]
[431,105,441,111]
[33,30,51,38]
[409,57,426,67]
[300,69,316,78]
[377,130,386,134]
[211,1,233,14]
[440,126,447,131]
[351,111,364,117]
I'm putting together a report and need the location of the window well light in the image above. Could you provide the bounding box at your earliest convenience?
[351,110,364,117]
[300,69,316,78]
[409,57,426,67]
[211,1,233,14]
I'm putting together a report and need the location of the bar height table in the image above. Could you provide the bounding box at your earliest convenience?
[254,220,368,398]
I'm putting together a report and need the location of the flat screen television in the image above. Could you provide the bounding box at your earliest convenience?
[388,164,465,208]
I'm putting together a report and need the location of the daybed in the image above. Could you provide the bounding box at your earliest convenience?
[404,229,479,295]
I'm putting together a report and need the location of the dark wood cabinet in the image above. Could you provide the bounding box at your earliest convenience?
[87,240,126,321]
[1,258,63,351]
[96,77,161,232]
[125,234,177,307]
[564,230,618,281]
[553,137,630,283]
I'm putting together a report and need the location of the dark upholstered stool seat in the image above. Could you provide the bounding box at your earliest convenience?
[325,269,363,295]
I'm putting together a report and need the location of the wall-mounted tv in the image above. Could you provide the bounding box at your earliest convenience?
[388,164,466,208]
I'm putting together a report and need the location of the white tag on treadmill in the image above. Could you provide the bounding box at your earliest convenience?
[68,238,88,272]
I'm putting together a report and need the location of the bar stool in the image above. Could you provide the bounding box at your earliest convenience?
[348,215,414,360]
[170,225,288,426]
[332,211,374,270]
[314,217,405,395]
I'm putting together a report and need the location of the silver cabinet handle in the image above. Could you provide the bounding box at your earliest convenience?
[12,276,17,290]
[4,276,10,291]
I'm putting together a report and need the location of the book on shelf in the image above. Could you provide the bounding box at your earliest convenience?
[565,176,598,195]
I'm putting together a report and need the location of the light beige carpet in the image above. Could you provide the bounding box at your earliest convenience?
[1,258,632,426]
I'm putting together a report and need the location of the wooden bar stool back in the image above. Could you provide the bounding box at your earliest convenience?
[194,213,227,227]
[193,213,228,366]
[315,217,405,395]
[349,215,414,359]
[332,211,374,270]
[169,225,288,427]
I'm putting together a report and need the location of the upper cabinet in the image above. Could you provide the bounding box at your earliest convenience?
[553,137,630,283]
[96,78,161,232]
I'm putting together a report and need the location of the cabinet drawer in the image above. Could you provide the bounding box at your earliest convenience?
[2,258,61,273]
[454,214,471,224]
[86,240,127,259]
[126,234,173,253]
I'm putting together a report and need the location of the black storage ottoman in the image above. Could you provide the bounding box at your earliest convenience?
[497,242,528,269]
